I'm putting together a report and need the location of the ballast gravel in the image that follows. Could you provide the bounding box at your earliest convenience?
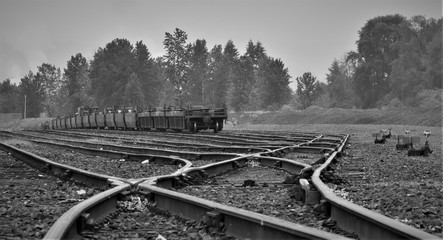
[0,151,101,239]
[10,140,179,179]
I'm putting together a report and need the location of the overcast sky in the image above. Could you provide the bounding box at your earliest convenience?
[0,0,441,90]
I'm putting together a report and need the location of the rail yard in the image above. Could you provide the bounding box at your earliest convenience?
[0,121,441,240]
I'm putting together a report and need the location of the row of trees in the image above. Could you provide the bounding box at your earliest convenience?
[319,14,442,109]
[1,14,441,117]
[1,28,293,117]
[162,29,292,111]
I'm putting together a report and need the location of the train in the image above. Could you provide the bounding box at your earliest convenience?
[51,105,228,133]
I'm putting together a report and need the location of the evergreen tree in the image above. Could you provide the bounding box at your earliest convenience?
[188,39,209,105]
[36,63,63,116]
[123,73,145,107]
[258,58,292,110]
[206,44,227,107]
[230,56,254,111]
[223,40,240,110]
[0,79,20,113]
[245,40,266,69]
[90,38,135,107]
[133,41,161,106]
[64,53,91,113]
[18,72,45,118]
[296,72,322,109]
[163,28,190,107]
[246,41,267,110]
[326,58,357,108]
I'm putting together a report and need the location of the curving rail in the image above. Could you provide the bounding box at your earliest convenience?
[311,135,438,240]
[1,130,439,240]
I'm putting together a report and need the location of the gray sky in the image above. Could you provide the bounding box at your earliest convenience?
[0,0,441,90]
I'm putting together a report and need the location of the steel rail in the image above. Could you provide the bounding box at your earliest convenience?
[41,128,286,148]
[311,135,439,240]
[9,129,433,239]
[55,129,276,145]
[139,183,352,240]
[0,131,237,161]
[1,133,340,240]
[0,132,192,165]
[10,130,270,154]
[44,183,131,240]
[0,142,131,187]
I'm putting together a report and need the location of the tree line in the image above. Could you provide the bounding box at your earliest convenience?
[1,14,441,118]
[299,14,441,109]
[0,28,292,117]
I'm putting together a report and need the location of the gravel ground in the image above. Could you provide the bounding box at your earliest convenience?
[226,124,443,236]
[175,163,359,238]
[3,132,236,168]
[329,137,442,234]
[0,151,101,239]
[282,152,324,165]
[2,123,441,238]
[81,195,236,240]
[8,140,179,179]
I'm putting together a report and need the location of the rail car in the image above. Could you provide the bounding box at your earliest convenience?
[51,105,228,133]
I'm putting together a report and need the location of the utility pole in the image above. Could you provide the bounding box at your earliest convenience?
[24,95,27,119]
[202,78,205,106]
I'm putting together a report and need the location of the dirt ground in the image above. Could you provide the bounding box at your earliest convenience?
[0,118,51,131]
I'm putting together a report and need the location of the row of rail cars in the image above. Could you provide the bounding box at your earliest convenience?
[51,106,228,133]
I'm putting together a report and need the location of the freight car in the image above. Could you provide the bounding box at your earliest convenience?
[51,105,227,133]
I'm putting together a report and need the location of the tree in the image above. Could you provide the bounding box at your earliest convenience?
[230,56,254,111]
[245,41,267,110]
[223,40,240,110]
[19,72,45,118]
[188,39,209,105]
[296,72,322,109]
[353,14,406,108]
[325,57,357,108]
[257,57,292,110]
[0,79,20,113]
[123,73,145,107]
[36,63,63,116]
[206,44,227,107]
[389,31,424,101]
[90,38,135,107]
[133,41,161,106]
[422,18,442,89]
[245,40,266,69]
[163,28,191,106]
[64,53,91,113]
[387,16,441,103]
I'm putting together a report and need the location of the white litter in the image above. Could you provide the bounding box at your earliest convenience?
[76,189,86,195]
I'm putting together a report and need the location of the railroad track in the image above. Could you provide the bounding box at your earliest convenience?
[0,129,439,239]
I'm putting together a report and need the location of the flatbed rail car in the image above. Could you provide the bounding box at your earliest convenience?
[51,106,228,133]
